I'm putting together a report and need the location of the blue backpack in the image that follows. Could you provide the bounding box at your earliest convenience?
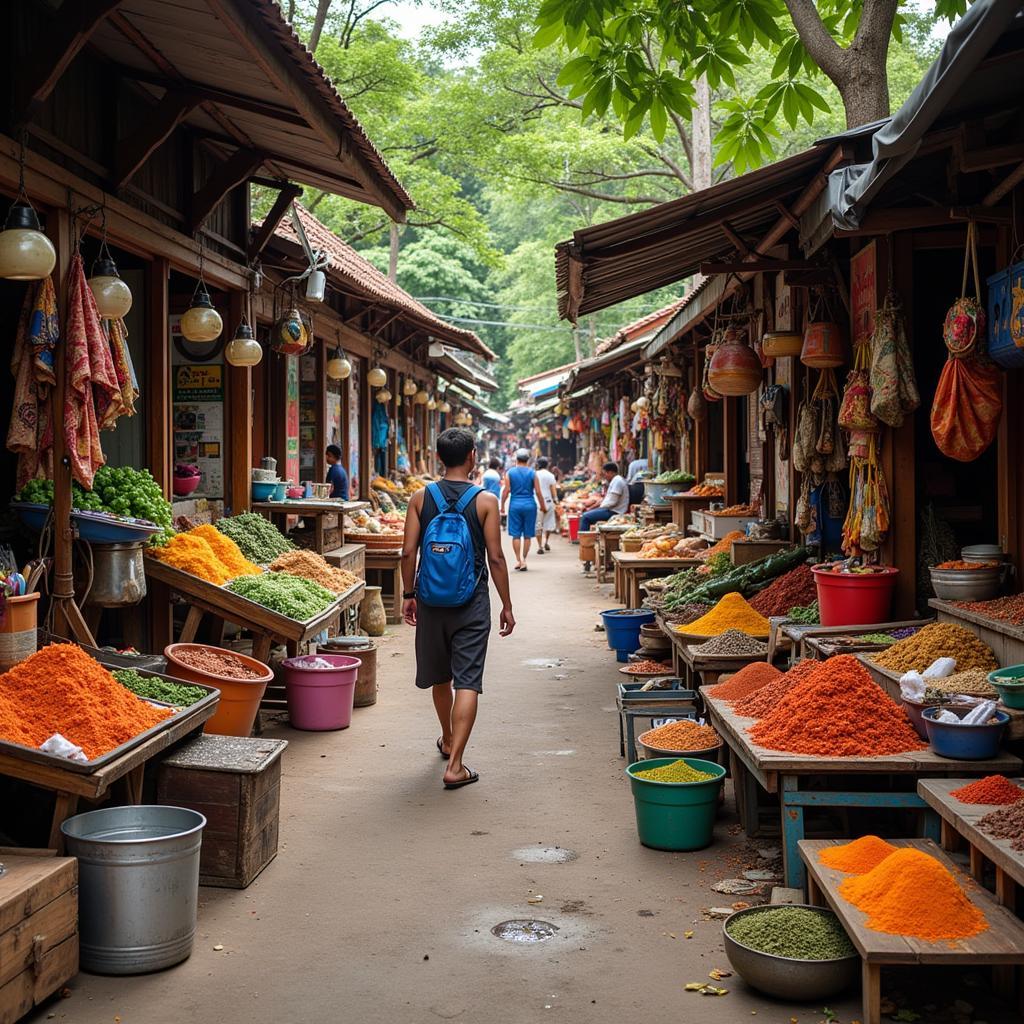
[417,483,483,607]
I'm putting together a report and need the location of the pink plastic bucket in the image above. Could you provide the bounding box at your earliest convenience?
[812,565,899,626]
[282,654,360,731]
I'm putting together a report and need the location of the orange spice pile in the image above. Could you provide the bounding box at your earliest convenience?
[838,847,987,940]
[709,661,780,701]
[951,775,1024,805]
[732,659,821,718]
[748,654,925,756]
[0,644,171,759]
[639,719,720,752]
[818,835,898,874]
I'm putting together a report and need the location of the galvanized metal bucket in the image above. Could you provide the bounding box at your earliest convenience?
[62,805,206,974]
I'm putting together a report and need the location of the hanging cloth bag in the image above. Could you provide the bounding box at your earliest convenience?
[930,222,1003,462]
[870,288,920,428]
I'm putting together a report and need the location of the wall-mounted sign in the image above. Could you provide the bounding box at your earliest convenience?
[851,241,877,350]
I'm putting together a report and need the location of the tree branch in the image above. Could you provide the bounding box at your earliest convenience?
[781,0,846,79]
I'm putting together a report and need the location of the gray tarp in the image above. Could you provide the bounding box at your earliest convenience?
[829,0,1024,230]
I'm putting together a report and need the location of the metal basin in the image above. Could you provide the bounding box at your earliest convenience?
[723,905,858,1001]
[929,566,1001,601]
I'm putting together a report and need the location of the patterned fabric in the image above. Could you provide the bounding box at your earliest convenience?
[870,291,920,428]
[930,354,1002,462]
[7,277,58,489]
[943,297,984,356]
[100,317,137,429]
[65,254,118,488]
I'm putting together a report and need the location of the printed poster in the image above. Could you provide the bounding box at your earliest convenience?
[285,355,300,485]
[851,241,877,350]
[774,357,791,520]
[173,364,224,498]
[348,360,360,495]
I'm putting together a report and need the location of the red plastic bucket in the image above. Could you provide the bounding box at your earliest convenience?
[812,565,899,626]
[567,514,581,542]
[282,654,359,730]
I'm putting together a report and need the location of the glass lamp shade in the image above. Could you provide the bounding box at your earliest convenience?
[367,366,388,388]
[270,306,310,356]
[413,388,429,405]
[439,401,451,413]
[427,398,436,410]
[88,258,132,319]
[375,388,392,403]
[402,378,418,396]
[181,286,223,342]
[326,350,351,380]
[0,204,56,280]
[225,322,263,367]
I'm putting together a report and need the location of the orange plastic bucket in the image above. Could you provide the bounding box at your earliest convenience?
[164,643,272,736]
[1,593,39,632]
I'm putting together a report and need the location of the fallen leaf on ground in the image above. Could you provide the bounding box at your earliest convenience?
[709,969,732,980]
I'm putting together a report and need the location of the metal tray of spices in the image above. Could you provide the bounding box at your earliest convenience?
[0,660,219,775]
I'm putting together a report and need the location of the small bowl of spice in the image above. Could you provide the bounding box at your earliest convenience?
[723,905,858,1001]
[988,664,1024,709]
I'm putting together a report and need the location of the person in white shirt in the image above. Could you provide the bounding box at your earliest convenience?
[626,456,648,484]
[580,461,630,531]
[534,456,558,553]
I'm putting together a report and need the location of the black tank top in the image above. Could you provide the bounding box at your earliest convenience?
[420,480,488,585]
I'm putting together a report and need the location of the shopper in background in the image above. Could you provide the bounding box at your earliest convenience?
[626,455,649,484]
[501,448,547,571]
[325,444,349,500]
[534,456,558,554]
[579,461,630,531]
[481,457,503,500]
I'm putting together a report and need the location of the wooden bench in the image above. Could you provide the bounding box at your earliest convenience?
[800,837,1024,1024]
[611,551,697,609]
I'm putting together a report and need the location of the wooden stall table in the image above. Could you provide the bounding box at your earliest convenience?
[668,492,711,531]
[801,838,1024,1024]
[0,697,218,852]
[595,524,629,584]
[918,778,1024,907]
[364,547,403,624]
[324,541,366,577]
[252,499,369,556]
[611,551,698,609]
[671,632,768,689]
[701,689,1022,888]
[778,618,933,665]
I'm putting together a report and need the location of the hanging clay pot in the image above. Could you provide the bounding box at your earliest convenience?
[801,321,847,368]
[687,387,706,421]
[271,306,312,356]
[708,328,763,396]
[762,331,803,358]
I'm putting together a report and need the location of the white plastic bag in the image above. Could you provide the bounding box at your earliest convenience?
[899,671,926,702]
[923,657,956,679]
[961,700,998,725]
[39,733,88,762]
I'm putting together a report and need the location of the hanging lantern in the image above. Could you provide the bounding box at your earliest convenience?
[367,366,388,388]
[427,397,437,410]
[0,202,55,281]
[635,395,650,409]
[375,387,392,403]
[439,400,451,413]
[88,255,132,319]
[225,319,263,367]
[181,282,223,342]
[326,346,351,380]
[413,388,429,405]
[402,378,418,396]
[270,305,310,356]
[708,327,762,396]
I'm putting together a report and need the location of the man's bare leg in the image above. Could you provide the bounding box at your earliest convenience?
[444,689,479,784]
[432,682,454,756]
[512,536,522,568]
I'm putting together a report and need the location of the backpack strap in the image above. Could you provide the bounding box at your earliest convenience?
[426,481,450,512]
[454,484,482,514]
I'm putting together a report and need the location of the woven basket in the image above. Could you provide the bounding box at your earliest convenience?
[621,536,644,553]
[348,531,404,550]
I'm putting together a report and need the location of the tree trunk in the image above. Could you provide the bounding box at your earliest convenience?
[835,52,891,128]
[572,325,582,363]
[308,0,332,53]
[692,74,713,191]
[388,221,400,281]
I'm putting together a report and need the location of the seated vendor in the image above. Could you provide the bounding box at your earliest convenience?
[580,461,630,531]
[325,444,349,500]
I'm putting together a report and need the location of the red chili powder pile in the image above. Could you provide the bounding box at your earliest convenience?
[749,564,818,617]
[708,661,781,701]
[732,659,822,718]
[838,847,987,940]
[748,654,926,756]
[0,644,171,759]
[818,835,898,874]
[951,775,1024,806]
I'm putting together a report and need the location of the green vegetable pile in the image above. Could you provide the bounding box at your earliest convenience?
[19,466,173,543]
[787,601,820,624]
[661,547,809,612]
[112,668,207,707]
[858,631,897,644]
[215,512,294,563]
[705,551,732,578]
[651,469,695,485]
[726,907,855,960]
[227,572,335,620]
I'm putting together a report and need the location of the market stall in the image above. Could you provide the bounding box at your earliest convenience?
[252,498,369,557]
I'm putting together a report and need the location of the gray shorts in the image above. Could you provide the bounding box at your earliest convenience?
[415,586,491,693]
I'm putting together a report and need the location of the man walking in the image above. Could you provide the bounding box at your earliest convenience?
[579,461,630,531]
[534,456,558,554]
[500,448,547,571]
[401,428,515,789]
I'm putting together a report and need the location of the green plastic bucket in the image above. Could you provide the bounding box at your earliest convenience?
[626,757,726,851]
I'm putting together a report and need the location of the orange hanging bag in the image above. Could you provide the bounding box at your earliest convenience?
[930,223,1003,462]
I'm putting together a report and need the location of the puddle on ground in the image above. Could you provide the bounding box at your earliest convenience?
[491,919,559,943]
[511,846,578,864]
[522,658,567,670]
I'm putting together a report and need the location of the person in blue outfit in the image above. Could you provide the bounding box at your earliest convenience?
[325,444,349,500]
[500,448,547,571]
[481,457,503,500]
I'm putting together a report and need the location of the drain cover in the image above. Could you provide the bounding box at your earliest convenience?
[491,919,559,943]
[511,847,578,864]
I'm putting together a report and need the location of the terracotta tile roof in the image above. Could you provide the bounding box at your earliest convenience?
[274,203,494,359]
[592,296,691,355]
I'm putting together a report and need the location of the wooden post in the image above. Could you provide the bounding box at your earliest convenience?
[723,396,736,506]
[145,256,171,497]
[315,338,327,483]
[227,290,252,513]
[361,365,371,497]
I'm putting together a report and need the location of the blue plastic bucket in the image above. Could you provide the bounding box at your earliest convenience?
[601,608,655,662]
[923,706,1009,760]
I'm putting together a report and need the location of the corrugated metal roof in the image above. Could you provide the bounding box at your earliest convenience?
[562,335,646,395]
[555,144,836,322]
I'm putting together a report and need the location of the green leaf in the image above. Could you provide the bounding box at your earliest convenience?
[650,97,667,141]
[781,85,798,128]
[794,81,830,114]
[556,55,594,85]
[532,20,566,50]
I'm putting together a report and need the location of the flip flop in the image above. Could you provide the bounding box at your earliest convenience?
[444,767,479,789]
[521,565,528,571]
[436,737,450,758]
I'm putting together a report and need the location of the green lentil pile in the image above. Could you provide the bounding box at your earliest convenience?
[215,512,294,564]
[227,572,336,620]
[858,632,897,644]
[633,759,716,783]
[786,601,820,624]
[726,907,855,960]
[112,668,208,707]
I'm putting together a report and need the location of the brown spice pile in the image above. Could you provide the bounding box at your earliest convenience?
[872,622,996,673]
[977,801,1024,851]
[270,549,361,594]
[174,647,264,679]
[925,669,997,699]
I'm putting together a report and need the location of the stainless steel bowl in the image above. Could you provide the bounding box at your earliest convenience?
[723,905,859,1001]
[929,566,1001,601]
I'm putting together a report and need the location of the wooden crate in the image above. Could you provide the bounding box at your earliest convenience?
[157,736,287,890]
[325,542,366,577]
[0,854,78,1024]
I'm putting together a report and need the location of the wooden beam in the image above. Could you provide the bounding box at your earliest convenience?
[701,259,819,275]
[720,220,752,257]
[835,205,1012,236]
[189,148,265,233]
[15,0,123,126]
[960,142,1024,173]
[113,91,199,190]
[248,184,303,259]
[773,201,801,231]
[227,290,253,514]
[984,161,1024,207]
[784,268,836,288]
